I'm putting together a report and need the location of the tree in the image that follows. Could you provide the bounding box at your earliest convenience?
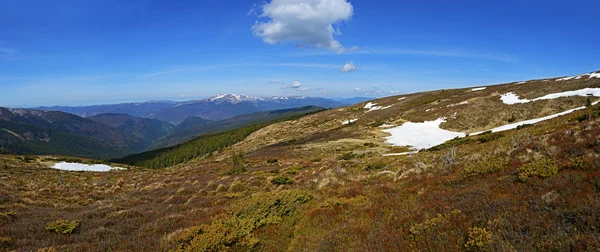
[228,152,247,174]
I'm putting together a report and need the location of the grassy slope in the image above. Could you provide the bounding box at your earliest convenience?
[150,106,326,149]
[2,73,600,251]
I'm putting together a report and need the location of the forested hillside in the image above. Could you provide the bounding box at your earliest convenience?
[115,107,326,168]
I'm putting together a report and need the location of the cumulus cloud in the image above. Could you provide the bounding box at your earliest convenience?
[283,81,309,91]
[251,0,354,53]
[340,61,357,72]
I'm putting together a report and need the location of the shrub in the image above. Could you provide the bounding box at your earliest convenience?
[516,124,532,130]
[227,152,247,174]
[464,227,493,251]
[363,142,376,147]
[45,219,79,234]
[462,157,508,179]
[0,236,13,250]
[518,158,558,182]
[271,176,294,185]
[507,114,516,123]
[0,211,16,219]
[477,132,504,143]
[365,162,386,171]
[409,209,462,240]
[180,190,312,251]
[266,159,278,164]
[369,121,384,127]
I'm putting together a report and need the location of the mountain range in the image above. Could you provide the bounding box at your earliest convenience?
[35,94,346,124]
[0,103,327,158]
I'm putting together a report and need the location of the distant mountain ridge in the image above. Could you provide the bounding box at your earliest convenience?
[33,94,347,124]
[35,101,176,118]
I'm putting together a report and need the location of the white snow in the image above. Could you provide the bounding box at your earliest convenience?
[342,119,358,125]
[471,87,486,91]
[555,72,600,81]
[500,88,600,105]
[500,92,529,104]
[379,124,395,128]
[382,151,417,156]
[382,118,465,150]
[364,102,377,109]
[383,99,600,151]
[447,101,469,107]
[363,102,393,112]
[516,81,527,84]
[398,97,407,100]
[51,162,124,172]
[474,99,600,134]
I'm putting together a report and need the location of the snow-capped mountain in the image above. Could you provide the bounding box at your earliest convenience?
[32,94,346,124]
[154,94,345,124]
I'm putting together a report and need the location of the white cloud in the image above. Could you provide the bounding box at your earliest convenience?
[251,0,354,53]
[340,61,357,72]
[283,80,310,91]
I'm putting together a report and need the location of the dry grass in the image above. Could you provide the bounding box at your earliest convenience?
[2,75,600,251]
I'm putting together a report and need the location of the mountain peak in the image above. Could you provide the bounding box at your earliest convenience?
[205,94,262,104]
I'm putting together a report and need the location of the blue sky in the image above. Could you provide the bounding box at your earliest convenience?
[1,0,599,107]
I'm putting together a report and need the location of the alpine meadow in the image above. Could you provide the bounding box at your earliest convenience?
[1,0,600,251]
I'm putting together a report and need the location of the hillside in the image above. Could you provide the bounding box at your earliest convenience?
[2,70,600,251]
[88,113,175,147]
[0,108,145,158]
[151,106,326,148]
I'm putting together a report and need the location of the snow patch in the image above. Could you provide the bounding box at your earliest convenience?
[500,88,600,105]
[383,99,600,152]
[474,99,600,134]
[447,101,469,107]
[363,102,392,112]
[382,151,417,156]
[398,97,407,100]
[471,87,486,91]
[382,118,465,150]
[379,124,395,128]
[342,119,358,125]
[51,162,124,172]
[363,102,377,109]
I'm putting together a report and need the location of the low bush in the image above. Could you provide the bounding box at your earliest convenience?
[518,158,558,182]
[176,190,312,251]
[365,162,386,171]
[271,176,294,185]
[0,236,13,250]
[462,157,508,179]
[266,159,278,164]
[464,227,493,251]
[45,219,79,234]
